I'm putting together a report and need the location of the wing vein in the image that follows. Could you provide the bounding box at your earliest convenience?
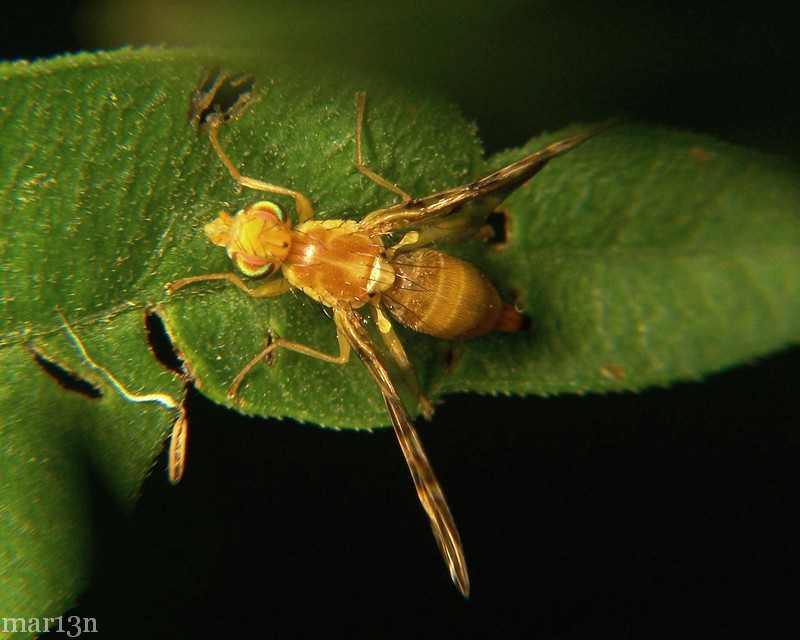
[334,305,470,597]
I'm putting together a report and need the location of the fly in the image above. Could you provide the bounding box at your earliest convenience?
[167,91,607,596]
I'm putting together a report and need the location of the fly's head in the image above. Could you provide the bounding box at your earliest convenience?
[204,201,292,279]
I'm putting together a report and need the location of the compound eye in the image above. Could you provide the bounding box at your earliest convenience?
[252,261,278,279]
[247,200,287,222]
[232,253,277,279]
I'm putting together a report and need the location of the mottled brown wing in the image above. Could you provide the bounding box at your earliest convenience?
[333,305,470,597]
[361,123,612,237]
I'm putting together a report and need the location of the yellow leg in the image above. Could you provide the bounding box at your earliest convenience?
[229,327,352,399]
[166,273,290,298]
[206,113,316,222]
[355,93,412,202]
[391,210,493,250]
[370,302,434,419]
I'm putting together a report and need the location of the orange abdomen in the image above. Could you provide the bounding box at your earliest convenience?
[383,249,504,341]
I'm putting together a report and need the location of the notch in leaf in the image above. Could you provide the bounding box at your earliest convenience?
[29,345,102,399]
[145,308,185,375]
[189,66,258,127]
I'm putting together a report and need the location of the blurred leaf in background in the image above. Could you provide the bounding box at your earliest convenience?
[72,0,799,155]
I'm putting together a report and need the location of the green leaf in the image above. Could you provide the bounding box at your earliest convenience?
[1,45,799,626]
[439,125,800,396]
[0,46,486,626]
[0,314,180,626]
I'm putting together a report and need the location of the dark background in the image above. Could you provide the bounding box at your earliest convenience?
[3,1,799,637]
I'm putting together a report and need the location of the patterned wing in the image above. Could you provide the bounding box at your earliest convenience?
[334,305,470,597]
[362,123,611,237]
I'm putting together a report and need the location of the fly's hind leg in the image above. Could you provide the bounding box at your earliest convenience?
[206,112,315,222]
[355,92,412,202]
[228,326,352,399]
[370,301,434,419]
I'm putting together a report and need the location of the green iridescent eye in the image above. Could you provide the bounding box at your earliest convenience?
[247,200,287,222]
[233,253,276,279]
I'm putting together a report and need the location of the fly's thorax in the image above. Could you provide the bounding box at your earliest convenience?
[204,201,292,279]
[282,219,395,308]
[383,249,503,341]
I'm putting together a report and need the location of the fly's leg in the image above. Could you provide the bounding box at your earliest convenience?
[166,273,290,297]
[166,271,288,399]
[389,209,494,252]
[355,92,412,202]
[370,301,434,419]
[165,272,351,399]
[206,113,315,222]
[229,327,352,399]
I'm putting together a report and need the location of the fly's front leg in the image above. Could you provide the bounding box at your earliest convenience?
[206,113,315,222]
[228,325,352,399]
[355,93,412,202]
[166,273,290,298]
